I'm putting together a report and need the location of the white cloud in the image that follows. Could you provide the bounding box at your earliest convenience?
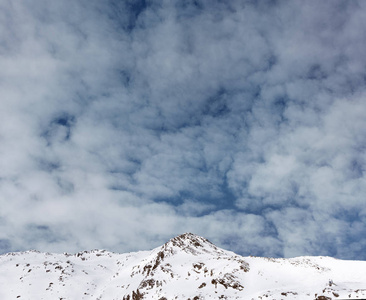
[0,0,366,260]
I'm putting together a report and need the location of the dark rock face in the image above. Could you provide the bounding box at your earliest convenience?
[123,289,144,300]
[315,296,332,300]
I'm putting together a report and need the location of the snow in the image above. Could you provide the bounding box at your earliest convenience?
[0,233,365,299]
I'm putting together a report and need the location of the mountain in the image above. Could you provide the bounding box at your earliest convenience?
[1,233,365,299]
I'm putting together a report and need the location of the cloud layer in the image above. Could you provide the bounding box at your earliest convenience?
[1,0,366,259]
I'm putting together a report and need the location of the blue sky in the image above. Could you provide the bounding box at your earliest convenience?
[1,0,366,260]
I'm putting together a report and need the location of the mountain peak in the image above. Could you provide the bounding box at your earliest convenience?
[170,232,211,247]
[136,233,227,279]
[161,233,222,256]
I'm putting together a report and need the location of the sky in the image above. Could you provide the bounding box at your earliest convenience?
[0,0,366,260]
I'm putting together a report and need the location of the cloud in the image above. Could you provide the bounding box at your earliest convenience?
[0,0,366,260]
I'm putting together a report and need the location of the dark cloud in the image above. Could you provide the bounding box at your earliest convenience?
[0,0,366,260]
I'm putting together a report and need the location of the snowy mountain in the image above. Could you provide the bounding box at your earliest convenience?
[1,233,365,299]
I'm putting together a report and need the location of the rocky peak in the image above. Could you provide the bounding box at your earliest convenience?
[170,233,208,246]
[161,233,222,256]
[138,233,224,278]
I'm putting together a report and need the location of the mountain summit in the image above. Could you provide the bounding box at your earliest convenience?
[160,232,223,255]
[1,234,366,299]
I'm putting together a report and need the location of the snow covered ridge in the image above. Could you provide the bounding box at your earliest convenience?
[1,233,365,300]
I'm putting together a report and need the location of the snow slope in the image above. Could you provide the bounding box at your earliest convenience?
[0,233,365,299]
